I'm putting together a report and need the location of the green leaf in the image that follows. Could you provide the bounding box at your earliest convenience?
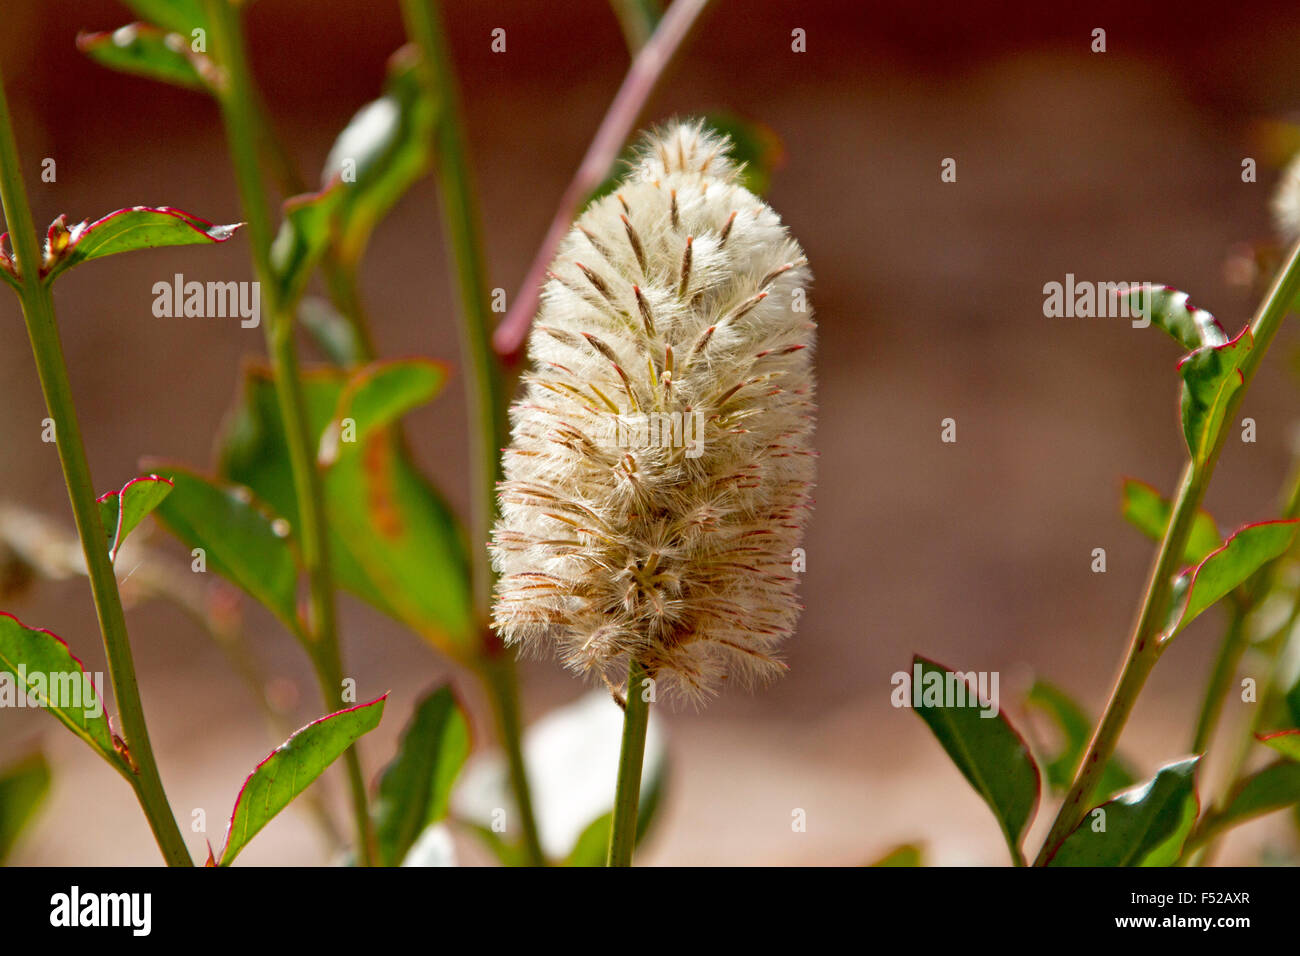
[0,752,51,864]
[373,685,470,867]
[867,843,924,867]
[269,186,342,305]
[1258,730,1300,763]
[1024,680,1136,798]
[1165,520,1300,640]
[1204,760,1300,839]
[1287,675,1300,730]
[41,207,242,284]
[1124,285,1228,351]
[909,655,1040,862]
[119,0,208,35]
[146,465,301,633]
[561,755,667,866]
[219,694,387,866]
[300,296,365,366]
[76,24,207,91]
[96,474,173,562]
[608,0,663,51]
[1048,757,1201,866]
[0,614,116,761]
[1178,330,1253,468]
[322,46,437,265]
[217,364,474,655]
[1120,478,1221,565]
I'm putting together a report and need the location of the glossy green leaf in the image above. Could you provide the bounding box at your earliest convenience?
[219,694,387,866]
[1123,285,1228,351]
[146,465,301,633]
[269,186,342,305]
[322,46,437,264]
[1203,760,1300,840]
[41,207,241,283]
[1024,680,1136,799]
[1165,520,1300,640]
[76,24,206,90]
[909,655,1040,862]
[867,843,924,867]
[0,614,115,761]
[373,685,470,867]
[120,0,208,35]
[562,756,667,866]
[1120,478,1221,566]
[0,752,50,864]
[96,474,173,562]
[1048,757,1200,866]
[1259,730,1300,763]
[217,364,473,654]
[1178,331,1253,468]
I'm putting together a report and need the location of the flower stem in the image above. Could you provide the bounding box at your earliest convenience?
[0,69,191,866]
[203,0,374,866]
[399,0,546,865]
[607,659,652,867]
[1034,239,1300,866]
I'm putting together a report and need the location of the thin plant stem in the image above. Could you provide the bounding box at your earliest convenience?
[399,0,546,866]
[1034,239,1300,866]
[202,0,374,866]
[493,0,713,358]
[1191,602,1250,755]
[0,70,191,866]
[608,659,652,867]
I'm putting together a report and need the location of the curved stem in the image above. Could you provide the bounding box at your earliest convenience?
[607,659,651,867]
[0,71,190,866]
[1034,239,1300,865]
[203,0,374,865]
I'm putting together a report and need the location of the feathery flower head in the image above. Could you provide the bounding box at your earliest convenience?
[491,120,816,702]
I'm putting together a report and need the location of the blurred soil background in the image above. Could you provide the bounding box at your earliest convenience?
[5,0,1300,864]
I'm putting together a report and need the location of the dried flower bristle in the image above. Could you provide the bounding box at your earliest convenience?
[490,120,816,702]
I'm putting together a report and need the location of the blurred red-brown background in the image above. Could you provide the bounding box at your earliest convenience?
[4,0,1300,864]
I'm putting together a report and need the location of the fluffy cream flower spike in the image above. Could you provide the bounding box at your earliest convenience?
[491,120,816,702]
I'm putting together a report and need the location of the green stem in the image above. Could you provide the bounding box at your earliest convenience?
[607,659,651,867]
[1191,602,1250,755]
[400,0,544,865]
[0,71,190,866]
[1034,239,1300,866]
[203,0,374,866]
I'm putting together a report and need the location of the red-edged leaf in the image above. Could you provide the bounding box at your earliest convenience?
[41,207,242,283]
[219,695,388,866]
[1258,730,1300,763]
[76,24,208,91]
[0,613,116,764]
[96,474,173,562]
[1177,328,1253,469]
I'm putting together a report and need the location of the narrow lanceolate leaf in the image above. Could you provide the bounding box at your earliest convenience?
[219,695,387,866]
[910,655,1040,861]
[1024,680,1136,799]
[1123,285,1228,351]
[1164,520,1300,641]
[0,614,115,761]
[41,207,242,283]
[96,474,173,562]
[146,465,301,633]
[76,24,206,91]
[1199,760,1300,842]
[218,365,473,654]
[120,0,208,35]
[0,752,51,864]
[322,46,437,265]
[373,685,470,868]
[867,843,924,867]
[1178,330,1253,468]
[1048,757,1201,867]
[269,186,342,305]
[1120,478,1221,566]
[1258,730,1300,763]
